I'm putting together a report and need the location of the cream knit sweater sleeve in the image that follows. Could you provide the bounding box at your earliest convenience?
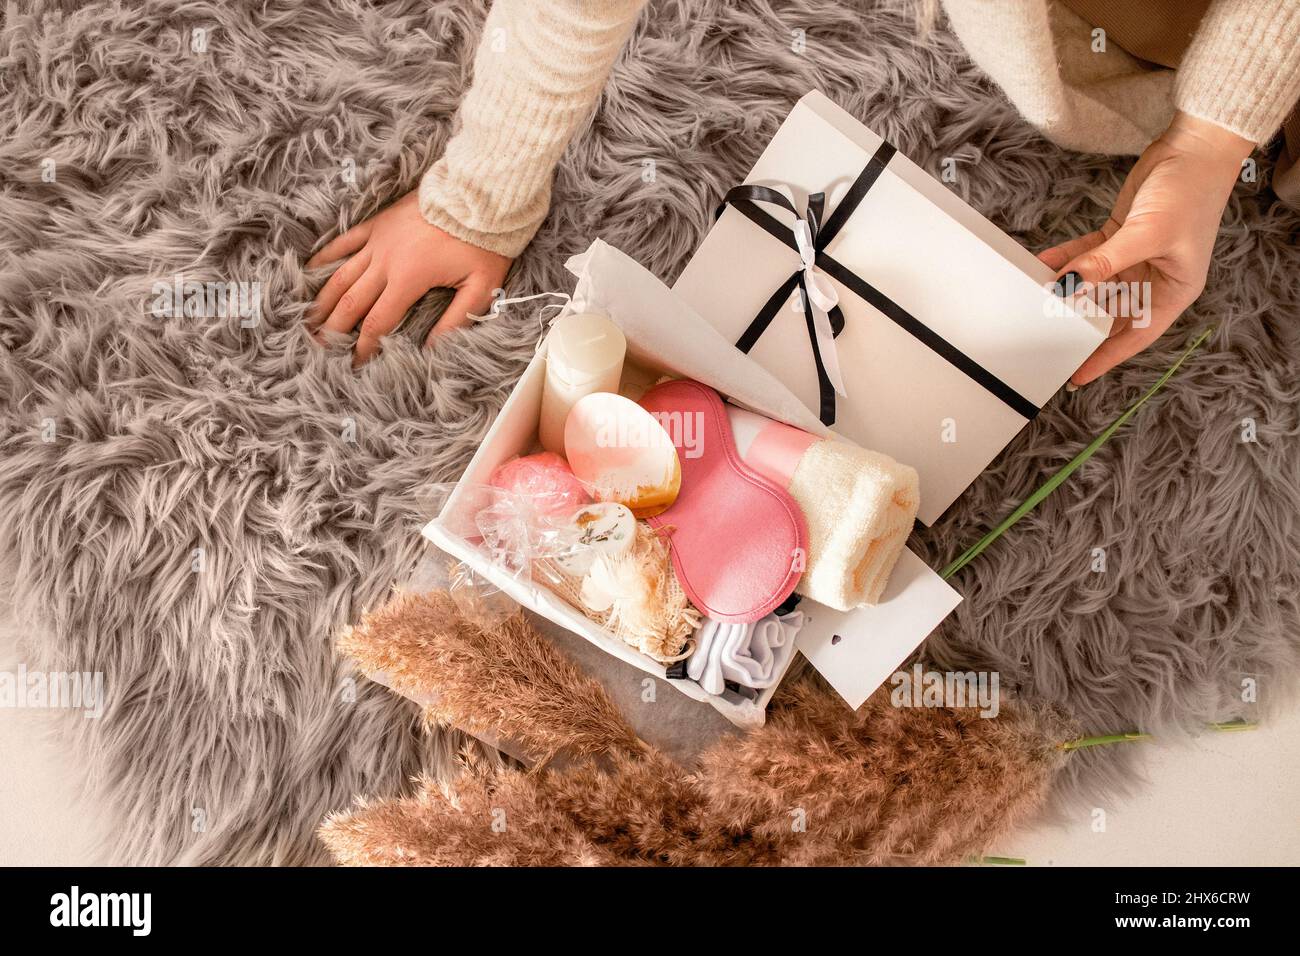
[418,0,646,258]
[942,0,1300,154]
[1175,0,1300,145]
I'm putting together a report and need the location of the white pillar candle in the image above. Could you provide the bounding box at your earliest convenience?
[538,312,626,454]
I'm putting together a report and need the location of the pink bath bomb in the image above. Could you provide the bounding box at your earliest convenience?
[489,452,591,520]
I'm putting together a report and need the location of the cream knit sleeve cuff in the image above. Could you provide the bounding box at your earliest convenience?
[418,0,646,259]
[1175,0,1300,145]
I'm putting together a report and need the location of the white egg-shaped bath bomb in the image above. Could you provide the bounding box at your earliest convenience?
[564,393,680,518]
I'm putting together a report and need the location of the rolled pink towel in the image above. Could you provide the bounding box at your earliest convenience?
[726,406,920,610]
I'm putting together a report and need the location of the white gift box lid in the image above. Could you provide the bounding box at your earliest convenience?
[673,90,1110,525]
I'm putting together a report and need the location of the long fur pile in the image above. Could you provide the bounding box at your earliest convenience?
[323,591,1073,866]
[1,0,1298,864]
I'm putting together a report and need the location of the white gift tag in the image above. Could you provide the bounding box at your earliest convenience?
[796,549,961,709]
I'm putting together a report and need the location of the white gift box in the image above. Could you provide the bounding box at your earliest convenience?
[424,240,960,725]
[673,91,1111,525]
[419,91,1107,725]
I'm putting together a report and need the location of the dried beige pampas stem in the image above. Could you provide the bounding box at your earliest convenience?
[328,591,1075,867]
[339,590,643,766]
[323,650,1073,866]
[698,672,1075,865]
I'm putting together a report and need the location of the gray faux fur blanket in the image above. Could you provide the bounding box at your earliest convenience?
[1,0,1297,865]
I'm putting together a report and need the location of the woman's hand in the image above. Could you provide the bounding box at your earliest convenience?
[306,190,511,366]
[1039,111,1253,386]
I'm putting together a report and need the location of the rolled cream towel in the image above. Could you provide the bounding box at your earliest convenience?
[726,405,920,609]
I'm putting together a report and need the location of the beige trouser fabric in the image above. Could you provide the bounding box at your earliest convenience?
[1063,0,1299,207]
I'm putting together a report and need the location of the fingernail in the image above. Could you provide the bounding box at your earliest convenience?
[1054,271,1083,297]
[1065,381,1079,393]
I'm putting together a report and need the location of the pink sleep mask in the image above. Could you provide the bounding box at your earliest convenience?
[638,380,807,623]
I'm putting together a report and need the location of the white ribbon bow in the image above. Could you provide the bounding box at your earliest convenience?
[792,218,847,398]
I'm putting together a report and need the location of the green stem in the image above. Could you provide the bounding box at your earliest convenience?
[1209,719,1259,732]
[1059,732,1153,751]
[931,328,1252,756]
[940,327,1215,581]
[1061,721,1258,751]
[972,855,1026,866]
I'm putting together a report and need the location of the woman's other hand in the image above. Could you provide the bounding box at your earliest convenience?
[1039,111,1253,386]
[306,190,511,366]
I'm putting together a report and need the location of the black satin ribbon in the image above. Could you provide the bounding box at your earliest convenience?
[716,140,1039,425]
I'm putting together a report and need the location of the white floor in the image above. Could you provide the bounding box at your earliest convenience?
[0,596,115,865]
[996,707,1300,866]
[1,580,1296,866]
